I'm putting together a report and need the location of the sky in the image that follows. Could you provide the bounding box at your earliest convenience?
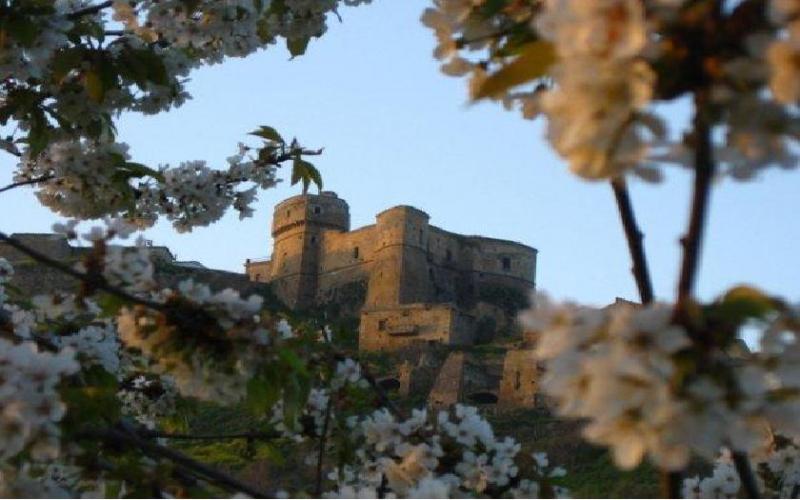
[1,0,798,308]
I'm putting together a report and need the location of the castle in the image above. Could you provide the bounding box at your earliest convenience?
[0,193,544,410]
[244,192,538,351]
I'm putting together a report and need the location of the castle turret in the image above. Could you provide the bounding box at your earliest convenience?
[269,191,350,309]
[365,206,432,307]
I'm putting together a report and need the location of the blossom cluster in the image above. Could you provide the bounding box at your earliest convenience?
[0,337,78,466]
[326,405,568,498]
[520,292,800,472]
[682,450,742,499]
[422,0,800,182]
[534,0,661,180]
[3,0,370,233]
[17,140,284,231]
[683,439,800,499]
[118,373,178,430]
[116,278,271,403]
[421,0,542,113]
[269,358,366,441]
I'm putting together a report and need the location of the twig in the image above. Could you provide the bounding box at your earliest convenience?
[675,89,715,315]
[141,430,280,441]
[334,352,405,420]
[660,470,682,499]
[67,1,113,20]
[314,397,333,496]
[732,451,761,498]
[0,176,54,194]
[610,176,654,304]
[272,148,324,164]
[0,231,165,312]
[87,422,269,498]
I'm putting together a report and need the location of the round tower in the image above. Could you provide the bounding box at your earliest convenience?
[366,205,431,307]
[269,192,350,309]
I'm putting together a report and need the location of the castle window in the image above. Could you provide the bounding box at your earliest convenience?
[310,236,317,245]
[313,206,321,214]
[286,210,290,217]
[502,257,511,270]
[255,273,261,281]
[353,247,360,259]
[428,268,434,280]
[418,229,423,244]
[446,249,452,262]
[378,320,387,331]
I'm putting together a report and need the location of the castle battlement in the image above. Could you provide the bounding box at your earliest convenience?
[245,193,538,351]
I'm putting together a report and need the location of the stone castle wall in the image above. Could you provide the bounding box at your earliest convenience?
[245,192,538,351]
[498,349,539,408]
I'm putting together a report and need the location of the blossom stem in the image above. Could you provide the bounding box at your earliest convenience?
[315,396,334,496]
[732,451,761,498]
[67,1,113,20]
[86,421,269,498]
[334,352,405,419]
[660,470,682,499]
[675,90,715,314]
[610,176,654,304]
[141,430,281,441]
[0,231,166,312]
[0,175,54,194]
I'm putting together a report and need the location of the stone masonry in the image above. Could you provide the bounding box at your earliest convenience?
[245,192,538,351]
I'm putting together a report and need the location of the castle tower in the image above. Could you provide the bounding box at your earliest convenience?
[365,206,432,307]
[269,192,349,309]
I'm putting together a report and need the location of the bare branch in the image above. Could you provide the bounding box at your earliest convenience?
[0,176,54,195]
[674,89,716,325]
[333,352,405,420]
[141,430,281,441]
[733,451,761,498]
[314,397,333,496]
[660,470,682,499]
[610,176,654,305]
[85,422,269,498]
[0,231,165,312]
[67,1,114,20]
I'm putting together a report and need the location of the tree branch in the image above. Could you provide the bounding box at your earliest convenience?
[67,1,114,20]
[314,397,333,496]
[0,231,165,312]
[660,470,682,499]
[732,451,761,498]
[0,176,54,195]
[610,176,654,305]
[141,430,280,441]
[334,352,405,420]
[86,422,269,498]
[675,90,715,313]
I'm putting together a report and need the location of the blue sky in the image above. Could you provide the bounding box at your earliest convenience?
[1,0,798,307]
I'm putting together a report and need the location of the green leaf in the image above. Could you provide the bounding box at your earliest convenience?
[61,370,121,429]
[123,162,166,182]
[84,70,105,103]
[286,36,310,58]
[474,40,555,100]
[291,157,322,194]
[95,292,128,317]
[27,109,51,157]
[278,347,308,376]
[718,286,776,322]
[245,375,281,412]
[249,125,284,143]
[7,16,40,46]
